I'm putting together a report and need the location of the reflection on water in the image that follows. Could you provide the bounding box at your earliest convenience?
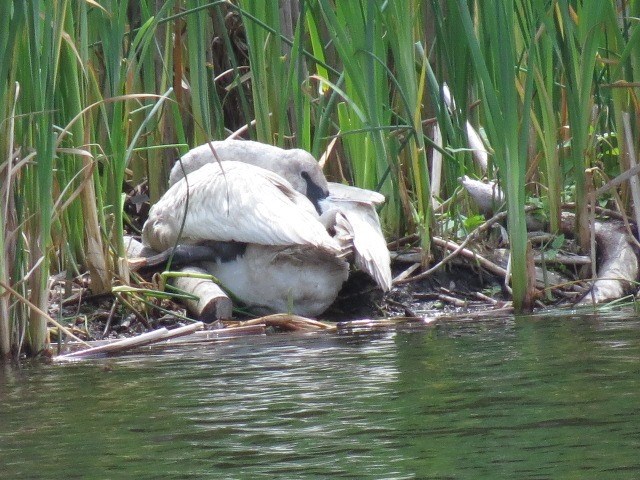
[1,311,640,479]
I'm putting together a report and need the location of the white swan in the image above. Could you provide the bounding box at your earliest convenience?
[143,161,349,316]
[167,139,392,291]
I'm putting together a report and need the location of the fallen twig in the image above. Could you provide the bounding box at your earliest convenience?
[392,262,421,283]
[394,205,538,285]
[190,323,267,339]
[438,293,468,308]
[388,233,419,250]
[241,314,336,331]
[396,236,508,285]
[57,322,205,359]
[473,291,500,305]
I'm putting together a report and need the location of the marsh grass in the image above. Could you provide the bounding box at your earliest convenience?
[1,0,639,357]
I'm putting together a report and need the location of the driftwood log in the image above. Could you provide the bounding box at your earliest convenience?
[172,266,233,321]
[460,177,640,305]
[572,219,639,305]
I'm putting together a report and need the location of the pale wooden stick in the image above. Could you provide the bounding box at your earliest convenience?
[57,323,205,359]
[160,321,205,340]
[392,263,421,283]
[57,328,170,359]
[191,323,267,339]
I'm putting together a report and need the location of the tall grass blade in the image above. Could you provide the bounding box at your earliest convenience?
[453,0,532,310]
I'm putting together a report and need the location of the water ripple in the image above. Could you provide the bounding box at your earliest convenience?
[1,314,640,478]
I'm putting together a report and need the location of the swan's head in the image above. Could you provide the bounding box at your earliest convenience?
[278,149,329,214]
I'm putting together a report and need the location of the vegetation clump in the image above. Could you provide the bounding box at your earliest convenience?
[2,1,640,358]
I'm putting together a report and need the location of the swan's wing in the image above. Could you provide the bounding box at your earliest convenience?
[327,182,385,205]
[320,197,392,291]
[144,162,339,254]
[343,205,392,291]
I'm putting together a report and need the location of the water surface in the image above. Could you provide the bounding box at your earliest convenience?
[1,310,639,478]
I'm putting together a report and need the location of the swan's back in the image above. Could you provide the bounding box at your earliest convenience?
[169,140,329,206]
[143,161,339,254]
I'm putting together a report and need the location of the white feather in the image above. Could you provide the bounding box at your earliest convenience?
[321,183,392,291]
[327,181,385,205]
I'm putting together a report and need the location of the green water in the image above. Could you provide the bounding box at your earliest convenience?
[1,311,639,479]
